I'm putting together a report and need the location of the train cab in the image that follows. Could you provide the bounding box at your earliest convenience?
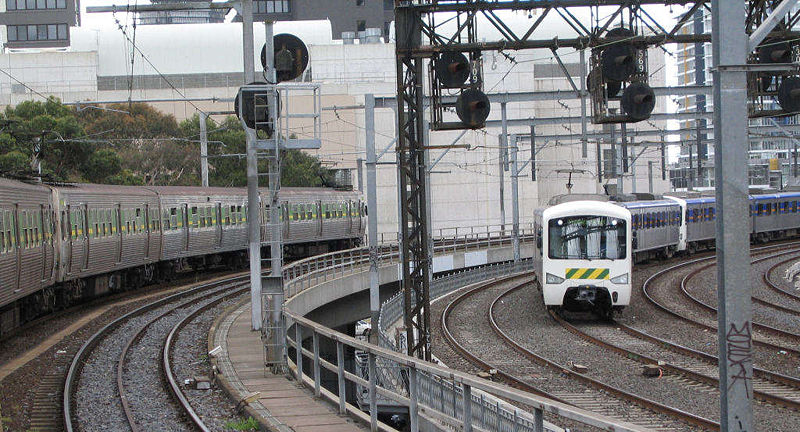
[534,200,632,316]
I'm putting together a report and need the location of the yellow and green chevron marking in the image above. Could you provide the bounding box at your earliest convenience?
[565,268,610,280]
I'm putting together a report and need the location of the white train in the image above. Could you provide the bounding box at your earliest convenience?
[533,200,633,317]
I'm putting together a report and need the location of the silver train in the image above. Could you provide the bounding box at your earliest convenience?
[533,190,800,316]
[620,191,800,262]
[0,178,365,336]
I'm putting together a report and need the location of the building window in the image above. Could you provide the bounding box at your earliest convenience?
[7,0,65,10]
[356,0,364,5]
[7,23,67,42]
[357,20,366,32]
[254,0,290,14]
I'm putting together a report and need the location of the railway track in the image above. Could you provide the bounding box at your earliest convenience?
[643,244,800,357]
[62,274,250,432]
[549,309,800,410]
[764,254,800,303]
[441,275,713,431]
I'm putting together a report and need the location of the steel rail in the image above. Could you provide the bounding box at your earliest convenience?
[115,281,247,431]
[438,276,565,402]
[679,249,800,354]
[63,275,249,432]
[764,255,800,303]
[486,285,720,431]
[163,286,250,432]
[550,310,800,410]
[641,241,800,357]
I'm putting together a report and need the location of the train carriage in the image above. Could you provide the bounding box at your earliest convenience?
[52,184,162,294]
[276,188,365,255]
[534,200,632,316]
[0,178,56,327]
[148,186,250,270]
[751,192,800,240]
[617,200,681,261]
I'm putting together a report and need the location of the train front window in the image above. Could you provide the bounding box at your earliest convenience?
[548,216,626,260]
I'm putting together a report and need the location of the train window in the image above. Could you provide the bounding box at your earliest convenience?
[773,202,778,214]
[307,205,313,220]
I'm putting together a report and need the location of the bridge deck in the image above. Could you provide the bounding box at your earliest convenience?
[220,302,365,432]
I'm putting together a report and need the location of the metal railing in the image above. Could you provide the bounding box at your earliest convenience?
[281,223,536,299]
[375,260,558,432]
[285,309,645,432]
[271,223,647,432]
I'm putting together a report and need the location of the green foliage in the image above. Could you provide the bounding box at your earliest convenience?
[81,149,122,183]
[224,417,259,431]
[179,115,335,188]
[0,98,332,188]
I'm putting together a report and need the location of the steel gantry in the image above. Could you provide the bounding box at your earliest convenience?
[392,0,724,362]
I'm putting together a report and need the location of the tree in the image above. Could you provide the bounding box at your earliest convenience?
[2,97,91,181]
[179,115,335,188]
[76,103,198,186]
[81,149,122,183]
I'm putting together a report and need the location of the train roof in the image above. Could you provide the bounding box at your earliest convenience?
[616,200,680,209]
[542,200,631,220]
[683,197,716,204]
[750,191,800,201]
[52,182,157,197]
[0,176,51,192]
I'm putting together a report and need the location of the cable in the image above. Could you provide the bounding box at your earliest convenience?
[0,68,50,100]
[111,11,214,123]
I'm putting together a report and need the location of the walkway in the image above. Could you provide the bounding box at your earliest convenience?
[213,302,366,432]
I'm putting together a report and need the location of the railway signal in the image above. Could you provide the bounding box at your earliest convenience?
[589,27,656,124]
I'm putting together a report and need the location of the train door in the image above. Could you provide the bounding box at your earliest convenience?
[347,201,353,234]
[182,203,190,251]
[283,202,290,238]
[215,203,222,248]
[317,200,323,237]
[82,204,89,270]
[40,205,48,281]
[13,206,21,292]
[116,204,123,264]
[67,205,77,273]
[144,203,151,259]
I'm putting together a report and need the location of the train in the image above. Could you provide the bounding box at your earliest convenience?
[533,191,800,317]
[0,177,365,337]
[534,200,632,318]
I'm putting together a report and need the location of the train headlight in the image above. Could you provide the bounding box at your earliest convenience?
[545,273,564,284]
[610,273,629,284]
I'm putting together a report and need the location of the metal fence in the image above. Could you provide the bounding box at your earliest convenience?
[374,260,554,432]
[278,224,645,432]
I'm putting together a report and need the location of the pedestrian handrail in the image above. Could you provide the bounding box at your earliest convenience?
[285,309,648,432]
[282,223,536,299]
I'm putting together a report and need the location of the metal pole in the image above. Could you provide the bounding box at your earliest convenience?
[357,158,364,192]
[243,0,260,331]
[631,150,637,194]
[661,133,666,181]
[648,161,654,194]
[530,124,536,181]
[621,123,629,173]
[499,102,507,231]
[409,367,419,432]
[463,384,473,432]
[336,341,347,414]
[365,95,380,343]
[711,1,754,430]
[510,134,521,262]
[242,0,254,83]
[245,130,262,330]
[579,49,588,158]
[199,111,209,187]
